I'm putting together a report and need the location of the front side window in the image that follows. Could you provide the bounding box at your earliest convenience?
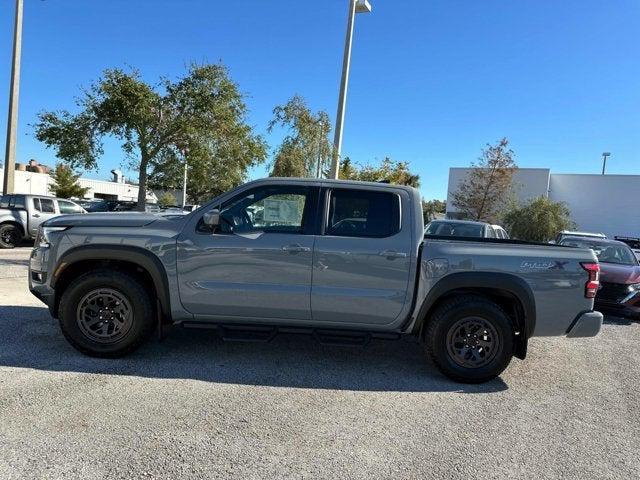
[202,186,310,234]
[326,189,400,238]
[58,200,82,214]
[35,198,55,213]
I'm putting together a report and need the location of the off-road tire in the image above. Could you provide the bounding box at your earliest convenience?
[0,224,22,249]
[59,269,155,357]
[423,294,514,383]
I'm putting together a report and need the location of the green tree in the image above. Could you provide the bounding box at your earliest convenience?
[34,64,266,210]
[451,138,517,222]
[268,95,332,178]
[48,164,90,199]
[157,191,177,208]
[503,196,576,242]
[422,199,447,222]
[339,157,420,188]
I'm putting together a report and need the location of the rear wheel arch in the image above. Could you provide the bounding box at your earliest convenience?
[0,220,25,234]
[413,272,536,359]
[51,245,171,321]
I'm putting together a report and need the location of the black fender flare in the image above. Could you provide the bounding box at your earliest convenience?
[52,245,171,318]
[412,271,536,340]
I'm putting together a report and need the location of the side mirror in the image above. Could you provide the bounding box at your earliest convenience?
[203,209,220,227]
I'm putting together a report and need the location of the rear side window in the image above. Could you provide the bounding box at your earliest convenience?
[326,189,400,238]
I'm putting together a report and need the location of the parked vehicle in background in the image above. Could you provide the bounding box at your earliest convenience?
[29,178,602,383]
[555,230,607,244]
[615,236,640,262]
[559,236,640,319]
[183,205,200,213]
[425,219,508,239]
[491,225,510,239]
[84,200,164,214]
[0,194,86,248]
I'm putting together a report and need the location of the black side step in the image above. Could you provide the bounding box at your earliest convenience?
[219,324,277,343]
[181,322,402,346]
[313,329,371,347]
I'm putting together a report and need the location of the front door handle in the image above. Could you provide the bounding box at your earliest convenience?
[282,244,311,253]
[379,249,408,259]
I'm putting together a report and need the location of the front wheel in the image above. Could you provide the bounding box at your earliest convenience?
[0,224,22,249]
[423,295,514,383]
[58,270,155,357]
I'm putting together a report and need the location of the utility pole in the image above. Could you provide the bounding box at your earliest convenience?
[329,0,371,179]
[2,0,24,195]
[601,152,611,175]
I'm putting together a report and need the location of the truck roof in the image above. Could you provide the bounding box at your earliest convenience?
[244,177,420,193]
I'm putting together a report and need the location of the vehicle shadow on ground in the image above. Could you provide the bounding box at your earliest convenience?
[603,315,637,326]
[0,305,507,394]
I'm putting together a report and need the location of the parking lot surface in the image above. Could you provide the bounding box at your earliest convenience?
[0,247,639,479]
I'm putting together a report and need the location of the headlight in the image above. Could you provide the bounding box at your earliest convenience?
[37,226,68,248]
[630,283,640,292]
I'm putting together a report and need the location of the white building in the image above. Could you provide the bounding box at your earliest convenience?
[446,167,640,238]
[0,167,157,203]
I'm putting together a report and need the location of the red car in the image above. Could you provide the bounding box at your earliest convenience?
[560,237,640,319]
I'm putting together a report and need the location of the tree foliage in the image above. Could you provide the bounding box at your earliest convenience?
[48,164,90,199]
[35,64,266,209]
[339,157,420,188]
[157,192,177,208]
[451,138,517,222]
[422,199,447,222]
[268,95,332,178]
[503,196,575,242]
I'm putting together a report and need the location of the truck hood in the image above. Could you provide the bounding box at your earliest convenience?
[44,212,162,228]
[599,262,640,285]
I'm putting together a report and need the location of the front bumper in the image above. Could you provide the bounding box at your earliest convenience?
[28,246,56,316]
[566,311,603,338]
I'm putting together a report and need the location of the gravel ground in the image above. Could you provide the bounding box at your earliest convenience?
[0,247,639,479]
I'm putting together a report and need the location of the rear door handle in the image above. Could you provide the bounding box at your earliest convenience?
[33,214,40,218]
[379,250,408,259]
[282,244,311,253]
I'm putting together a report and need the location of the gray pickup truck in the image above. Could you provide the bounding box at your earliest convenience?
[0,193,85,248]
[29,178,603,383]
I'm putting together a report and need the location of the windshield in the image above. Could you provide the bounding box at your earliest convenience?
[561,239,638,266]
[425,221,484,238]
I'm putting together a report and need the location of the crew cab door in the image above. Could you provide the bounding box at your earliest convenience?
[311,187,413,327]
[177,184,318,321]
[29,197,57,236]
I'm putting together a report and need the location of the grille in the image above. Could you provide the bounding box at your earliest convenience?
[598,282,631,302]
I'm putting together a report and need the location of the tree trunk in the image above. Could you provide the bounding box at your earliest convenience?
[137,154,149,212]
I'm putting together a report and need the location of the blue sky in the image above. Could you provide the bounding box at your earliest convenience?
[1,0,638,200]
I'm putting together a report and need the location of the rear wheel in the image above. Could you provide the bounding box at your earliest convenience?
[0,224,22,249]
[423,295,514,383]
[58,270,155,357]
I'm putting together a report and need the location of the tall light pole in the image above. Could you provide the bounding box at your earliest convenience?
[329,0,372,179]
[181,147,189,207]
[601,152,611,175]
[316,121,325,178]
[2,0,24,195]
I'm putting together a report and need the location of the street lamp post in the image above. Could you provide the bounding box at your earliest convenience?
[329,0,372,179]
[2,0,24,195]
[181,147,189,207]
[316,121,325,178]
[601,152,611,175]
